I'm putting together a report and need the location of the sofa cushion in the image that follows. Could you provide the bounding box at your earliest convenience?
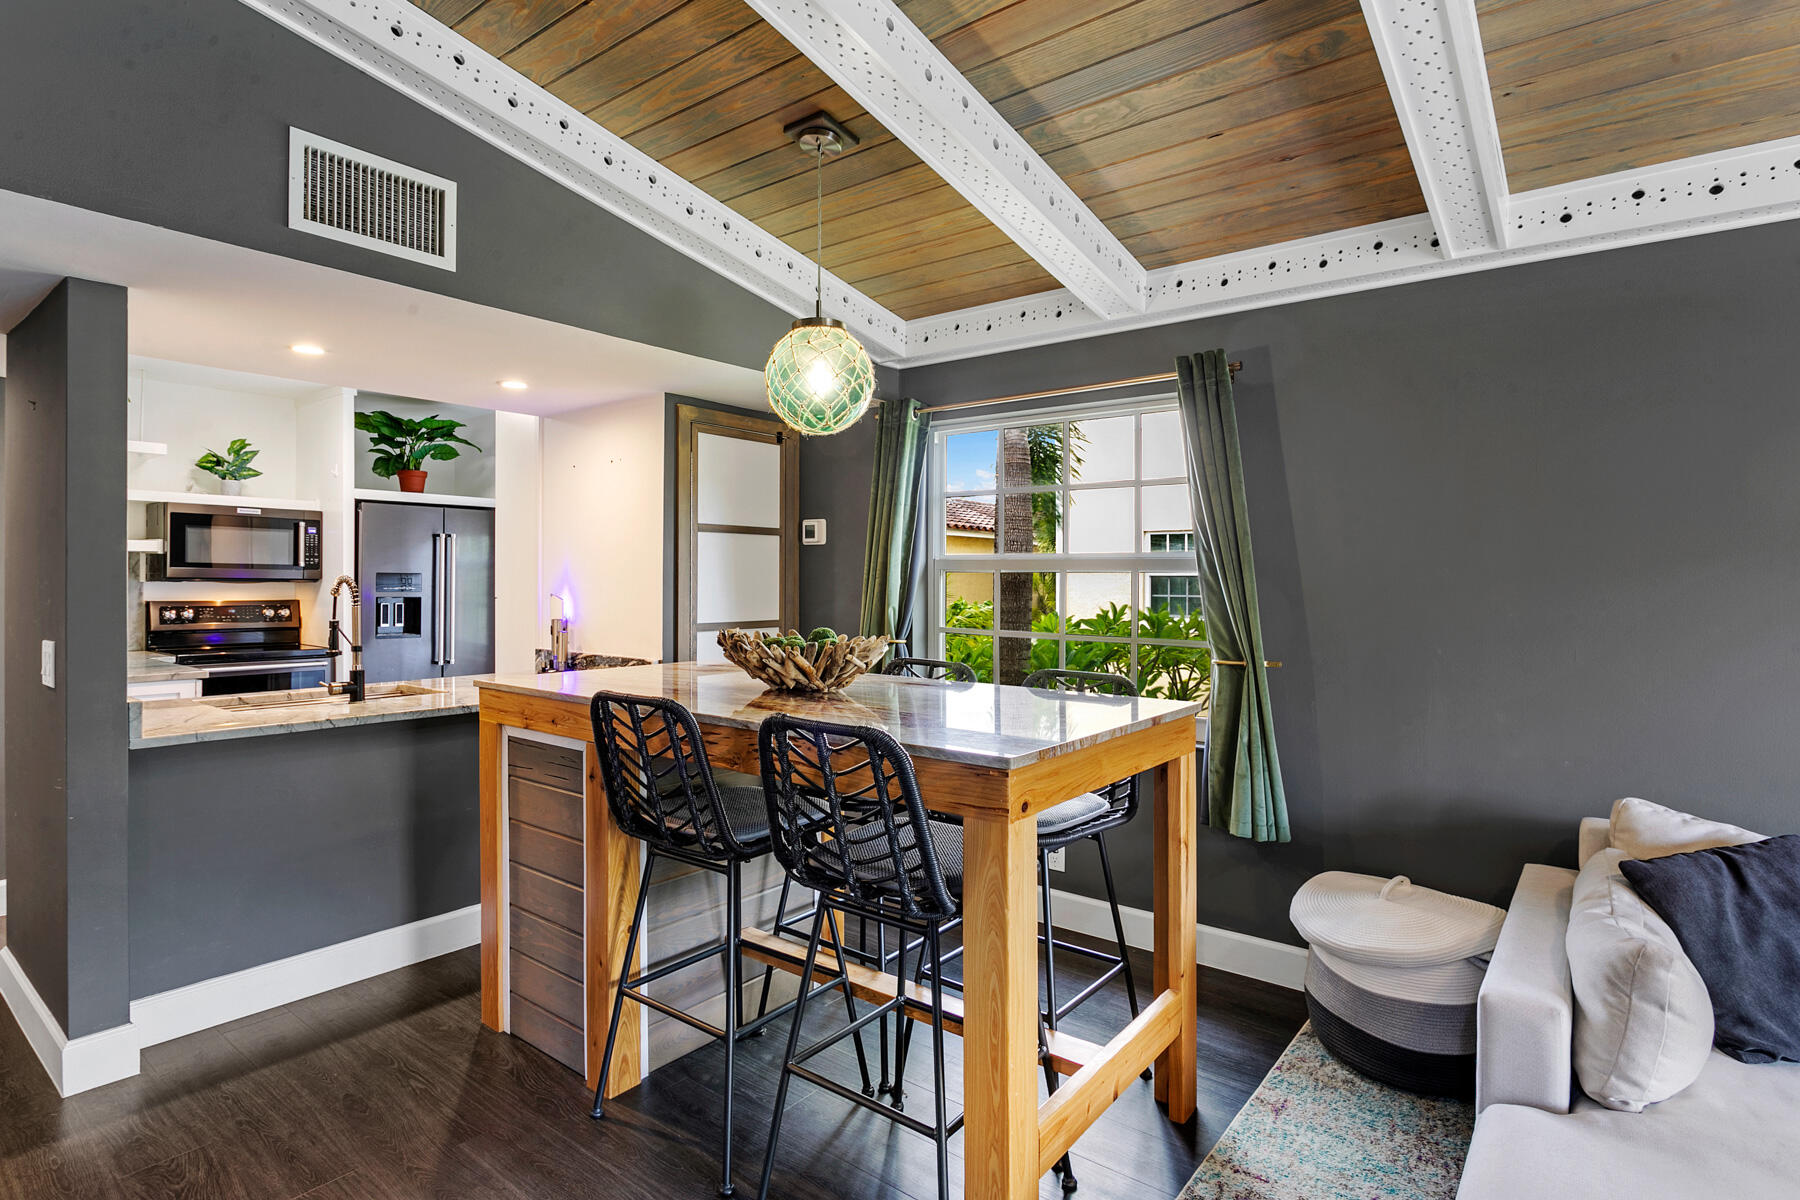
[1609,797,1764,860]
[1566,849,1714,1111]
[1621,836,1800,1065]
[1456,1051,1800,1200]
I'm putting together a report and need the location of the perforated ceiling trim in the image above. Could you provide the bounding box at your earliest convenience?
[1360,0,1506,257]
[743,0,1148,320]
[241,0,909,359]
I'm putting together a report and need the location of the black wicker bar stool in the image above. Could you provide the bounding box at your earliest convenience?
[754,714,966,1200]
[884,656,976,682]
[587,692,871,1198]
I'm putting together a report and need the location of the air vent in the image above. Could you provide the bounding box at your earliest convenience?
[288,129,457,270]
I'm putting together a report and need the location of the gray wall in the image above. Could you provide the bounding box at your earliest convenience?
[812,220,1800,945]
[0,0,793,372]
[129,716,479,997]
[0,373,6,884]
[4,279,131,1035]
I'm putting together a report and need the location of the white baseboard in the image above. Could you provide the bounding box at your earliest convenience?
[0,877,8,917]
[1047,887,1307,991]
[132,904,481,1048]
[0,906,480,1097]
[0,947,142,1097]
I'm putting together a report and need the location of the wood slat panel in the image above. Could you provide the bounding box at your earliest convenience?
[510,991,585,1072]
[418,0,485,25]
[453,0,584,56]
[1478,0,1800,191]
[511,907,584,980]
[509,819,583,886]
[501,0,687,85]
[510,778,583,839]
[512,952,584,1024]
[511,861,583,932]
[545,0,758,115]
[508,737,584,791]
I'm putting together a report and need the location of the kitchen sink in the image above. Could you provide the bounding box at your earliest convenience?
[213,682,445,710]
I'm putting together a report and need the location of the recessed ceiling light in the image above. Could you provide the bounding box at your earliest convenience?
[290,343,326,356]
[499,379,528,390]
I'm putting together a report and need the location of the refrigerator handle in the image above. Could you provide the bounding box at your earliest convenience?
[445,532,458,667]
[431,532,444,665]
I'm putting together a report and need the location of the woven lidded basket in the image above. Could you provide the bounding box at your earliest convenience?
[717,628,889,693]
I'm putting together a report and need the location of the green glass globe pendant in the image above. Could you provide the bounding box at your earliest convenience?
[766,121,874,437]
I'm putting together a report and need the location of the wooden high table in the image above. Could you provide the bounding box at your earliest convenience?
[475,663,1201,1199]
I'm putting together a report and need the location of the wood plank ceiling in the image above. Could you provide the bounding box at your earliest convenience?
[897,0,1423,270]
[411,0,1057,319]
[411,0,1428,318]
[1476,0,1800,193]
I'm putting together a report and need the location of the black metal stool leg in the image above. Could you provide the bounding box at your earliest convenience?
[927,926,951,1200]
[1040,851,1079,1190]
[592,851,654,1120]
[824,909,875,1097]
[719,861,742,1197]
[754,873,794,1026]
[756,908,827,1200]
[1094,833,1151,1082]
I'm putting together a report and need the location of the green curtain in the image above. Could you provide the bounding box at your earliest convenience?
[859,398,927,649]
[1176,351,1290,843]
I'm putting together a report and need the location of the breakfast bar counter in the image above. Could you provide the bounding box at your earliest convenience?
[475,662,1203,1200]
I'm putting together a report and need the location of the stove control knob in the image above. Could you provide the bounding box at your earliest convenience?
[180,608,196,621]
[262,607,277,619]
[161,607,179,622]
[276,606,292,619]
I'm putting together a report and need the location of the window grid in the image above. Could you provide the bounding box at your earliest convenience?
[929,398,1209,688]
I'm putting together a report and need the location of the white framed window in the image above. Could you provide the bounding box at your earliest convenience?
[927,397,1210,699]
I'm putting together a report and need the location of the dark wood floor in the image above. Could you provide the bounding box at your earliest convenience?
[0,925,1305,1200]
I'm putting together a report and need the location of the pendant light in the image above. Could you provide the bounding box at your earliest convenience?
[764,118,874,437]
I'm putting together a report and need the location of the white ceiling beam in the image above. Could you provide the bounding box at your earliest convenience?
[741,0,1149,320]
[235,0,909,360]
[1359,0,1510,257]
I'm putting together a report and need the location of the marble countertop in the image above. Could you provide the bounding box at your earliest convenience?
[130,676,483,749]
[477,662,1204,771]
[127,651,211,684]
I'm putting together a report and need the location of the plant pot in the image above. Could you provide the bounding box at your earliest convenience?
[397,469,429,493]
[220,479,245,496]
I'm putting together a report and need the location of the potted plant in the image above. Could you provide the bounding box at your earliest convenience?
[194,438,262,496]
[354,410,482,493]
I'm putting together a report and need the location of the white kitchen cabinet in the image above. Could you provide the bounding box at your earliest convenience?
[127,679,202,702]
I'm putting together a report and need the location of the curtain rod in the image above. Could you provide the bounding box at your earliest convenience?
[914,362,1241,415]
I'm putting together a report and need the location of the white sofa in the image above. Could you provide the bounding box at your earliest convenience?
[1456,818,1800,1200]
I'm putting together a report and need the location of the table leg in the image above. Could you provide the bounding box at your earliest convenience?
[586,742,643,1098]
[1153,750,1198,1121]
[479,718,504,1031]
[960,809,1039,1200]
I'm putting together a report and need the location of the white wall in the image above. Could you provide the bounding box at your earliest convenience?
[540,396,664,662]
[352,393,496,498]
[127,372,303,499]
[493,411,542,674]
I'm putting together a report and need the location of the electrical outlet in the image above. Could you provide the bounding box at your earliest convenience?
[1046,847,1066,872]
[40,640,56,688]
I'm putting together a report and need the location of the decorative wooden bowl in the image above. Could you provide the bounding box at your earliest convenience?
[717,629,889,693]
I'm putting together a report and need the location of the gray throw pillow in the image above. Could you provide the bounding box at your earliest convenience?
[1566,848,1715,1112]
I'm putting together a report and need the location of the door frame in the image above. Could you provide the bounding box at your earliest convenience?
[673,403,799,661]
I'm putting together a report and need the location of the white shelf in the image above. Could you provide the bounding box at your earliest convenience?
[127,440,169,456]
[128,489,323,510]
[354,488,496,509]
[126,538,166,553]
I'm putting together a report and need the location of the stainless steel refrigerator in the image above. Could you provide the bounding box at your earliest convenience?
[357,501,495,683]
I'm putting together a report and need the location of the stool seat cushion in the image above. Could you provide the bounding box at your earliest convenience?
[1036,792,1112,837]
[839,819,965,897]
[714,784,773,847]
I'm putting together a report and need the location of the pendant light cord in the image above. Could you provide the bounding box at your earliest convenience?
[813,145,824,321]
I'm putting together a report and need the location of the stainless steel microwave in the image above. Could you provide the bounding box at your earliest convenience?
[148,502,323,581]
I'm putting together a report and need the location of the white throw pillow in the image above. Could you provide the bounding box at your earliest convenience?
[1608,797,1765,860]
[1567,848,1715,1112]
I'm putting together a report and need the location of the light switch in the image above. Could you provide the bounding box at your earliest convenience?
[40,640,55,688]
[801,518,827,545]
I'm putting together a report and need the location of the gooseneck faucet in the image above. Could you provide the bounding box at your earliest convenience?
[327,575,365,703]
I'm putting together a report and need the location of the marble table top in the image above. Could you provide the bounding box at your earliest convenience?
[130,675,483,749]
[127,650,211,683]
[477,662,1204,771]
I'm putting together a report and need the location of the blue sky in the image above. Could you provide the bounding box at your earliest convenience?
[944,429,997,492]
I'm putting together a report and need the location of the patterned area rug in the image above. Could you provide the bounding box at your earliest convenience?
[1181,1023,1474,1200]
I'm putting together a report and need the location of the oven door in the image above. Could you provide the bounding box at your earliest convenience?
[159,505,323,581]
[197,660,332,696]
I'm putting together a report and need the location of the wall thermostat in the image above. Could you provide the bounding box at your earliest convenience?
[801,518,827,545]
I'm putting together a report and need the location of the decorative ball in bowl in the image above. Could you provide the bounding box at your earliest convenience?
[717,628,889,693]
